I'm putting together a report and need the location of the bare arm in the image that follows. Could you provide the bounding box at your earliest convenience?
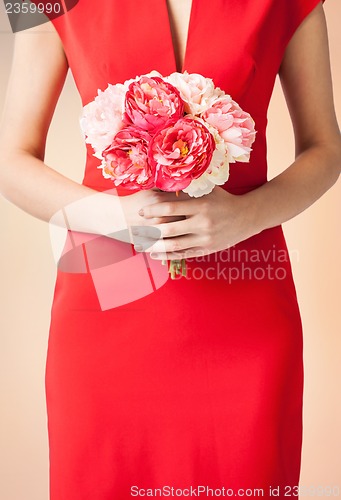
[245,1,341,233]
[0,24,98,220]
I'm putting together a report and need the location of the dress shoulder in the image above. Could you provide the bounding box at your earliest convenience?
[281,0,326,52]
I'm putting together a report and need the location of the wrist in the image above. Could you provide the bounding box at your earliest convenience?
[238,188,267,239]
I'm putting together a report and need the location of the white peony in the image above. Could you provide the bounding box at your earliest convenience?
[166,71,225,115]
[80,83,128,154]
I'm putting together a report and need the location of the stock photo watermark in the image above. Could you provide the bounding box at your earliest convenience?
[3,0,78,32]
[166,246,300,282]
[130,484,340,497]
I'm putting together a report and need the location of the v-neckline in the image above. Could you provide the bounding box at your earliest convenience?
[164,0,195,73]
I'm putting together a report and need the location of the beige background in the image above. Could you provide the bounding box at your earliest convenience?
[0,2,340,499]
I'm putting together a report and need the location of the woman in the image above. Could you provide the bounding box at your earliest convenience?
[0,0,340,498]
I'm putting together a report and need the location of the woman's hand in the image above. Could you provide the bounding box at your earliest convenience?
[131,186,259,260]
[118,188,187,229]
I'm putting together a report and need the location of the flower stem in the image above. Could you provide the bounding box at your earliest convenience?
[169,259,186,279]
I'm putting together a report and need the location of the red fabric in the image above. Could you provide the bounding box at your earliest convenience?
[45,1,324,498]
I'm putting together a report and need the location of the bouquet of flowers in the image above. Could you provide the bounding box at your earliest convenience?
[80,71,256,278]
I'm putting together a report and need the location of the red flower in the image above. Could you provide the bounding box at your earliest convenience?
[102,126,155,189]
[148,117,215,191]
[124,76,184,132]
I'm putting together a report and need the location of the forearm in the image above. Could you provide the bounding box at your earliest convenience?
[0,150,127,236]
[245,142,341,234]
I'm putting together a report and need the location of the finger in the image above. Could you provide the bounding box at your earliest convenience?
[139,235,197,255]
[136,215,184,226]
[132,236,158,252]
[132,218,194,240]
[134,236,168,255]
[150,246,210,260]
[158,215,187,223]
[140,199,199,219]
[131,225,161,243]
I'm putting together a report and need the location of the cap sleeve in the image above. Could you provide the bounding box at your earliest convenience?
[282,0,326,52]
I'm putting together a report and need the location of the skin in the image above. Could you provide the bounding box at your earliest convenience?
[0,1,340,260]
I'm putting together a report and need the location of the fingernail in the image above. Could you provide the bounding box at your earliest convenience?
[135,245,143,252]
[138,208,144,217]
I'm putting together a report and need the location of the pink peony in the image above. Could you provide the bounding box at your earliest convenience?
[166,71,225,115]
[148,117,215,191]
[203,97,256,162]
[101,126,155,189]
[124,76,184,132]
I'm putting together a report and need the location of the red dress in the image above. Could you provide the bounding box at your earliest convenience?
[46,1,325,498]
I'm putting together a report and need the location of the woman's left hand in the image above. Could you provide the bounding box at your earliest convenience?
[132,186,259,260]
